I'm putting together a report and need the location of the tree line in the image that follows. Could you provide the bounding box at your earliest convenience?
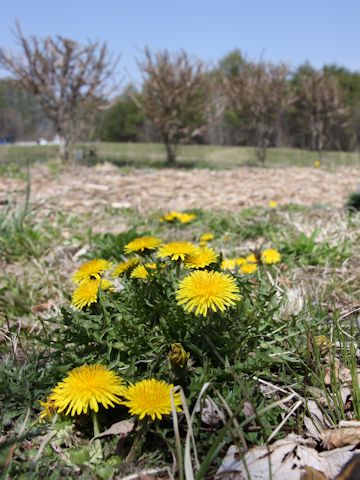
[1,25,360,163]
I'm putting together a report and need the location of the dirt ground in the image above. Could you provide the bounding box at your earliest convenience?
[2,163,360,214]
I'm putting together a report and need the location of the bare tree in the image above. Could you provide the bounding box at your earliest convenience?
[0,23,117,161]
[137,48,208,165]
[295,69,348,157]
[222,61,293,165]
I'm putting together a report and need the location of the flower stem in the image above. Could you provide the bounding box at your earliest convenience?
[92,411,103,459]
[98,289,108,325]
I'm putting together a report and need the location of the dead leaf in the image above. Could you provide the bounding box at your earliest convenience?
[339,421,360,428]
[324,361,352,386]
[216,434,360,480]
[243,401,255,418]
[195,396,226,427]
[321,428,360,450]
[303,400,328,439]
[92,419,135,441]
[335,453,360,479]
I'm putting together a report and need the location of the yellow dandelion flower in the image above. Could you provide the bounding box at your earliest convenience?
[51,364,124,416]
[124,236,162,255]
[122,378,181,421]
[185,246,218,269]
[100,279,114,291]
[261,248,281,265]
[240,262,258,275]
[199,232,214,246]
[269,200,278,209]
[177,213,197,224]
[221,258,236,271]
[235,257,246,266]
[169,343,189,368]
[71,278,113,310]
[176,270,241,316]
[72,259,112,284]
[39,396,57,422]
[112,258,140,277]
[130,262,157,279]
[157,241,198,261]
[314,160,321,168]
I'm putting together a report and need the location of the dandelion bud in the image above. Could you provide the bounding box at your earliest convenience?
[314,335,332,356]
[39,396,57,422]
[169,343,189,368]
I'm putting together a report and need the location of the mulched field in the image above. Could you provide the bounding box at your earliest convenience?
[1,163,359,216]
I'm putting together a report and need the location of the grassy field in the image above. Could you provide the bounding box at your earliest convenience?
[1,142,360,172]
[1,156,360,478]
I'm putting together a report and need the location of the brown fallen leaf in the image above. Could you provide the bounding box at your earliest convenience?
[31,303,52,313]
[335,453,360,479]
[92,419,135,440]
[324,361,352,386]
[301,466,328,480]
[321,428,360,450]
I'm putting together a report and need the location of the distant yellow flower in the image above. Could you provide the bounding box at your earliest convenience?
[314,160,321,168]
[130,263,157,279]
[177,213,197,224]
[261,248,281,264]
[221,258,236,271]
[240,262,258,275]
[235,257,246,266]
[39,396,57,422]
[72,259,112,284]
[124,236,162,255]
[160,211,180,222]
[200,232,214,243]
[269,200,278,209]
[157,241,198,261]
[199,232,214,246]
[176,270,241,316]
[71,278,113,310]
[112,258,140,277]
[51,364,125,416]
[185,246,218,269]
[246,253,258,264]
[160,211,196,224]
[169,343,190,368]
[122,379,181,421]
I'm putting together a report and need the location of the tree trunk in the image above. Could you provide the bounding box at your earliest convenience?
[256,146,267,166]
[59,135,71,162]
[256,127,268,166]
[164,141,176,166]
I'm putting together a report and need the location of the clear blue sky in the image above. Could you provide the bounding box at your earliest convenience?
[1,0,359,87]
